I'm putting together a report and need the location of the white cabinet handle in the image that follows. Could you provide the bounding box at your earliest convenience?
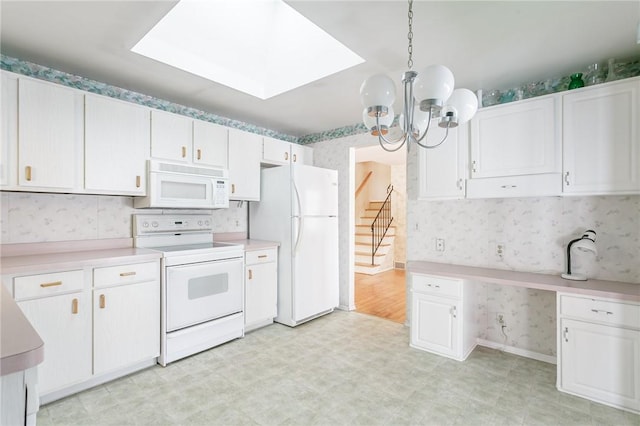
[450,306,457,318]
[248,269,253,280]
[564,171,570,186]
[563,327,569,342]
[500,185,517,189]
[590,309,613,315]
[456,178,463,190]
[472,160,477,173]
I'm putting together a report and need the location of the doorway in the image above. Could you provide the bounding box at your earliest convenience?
[352,144,407,323]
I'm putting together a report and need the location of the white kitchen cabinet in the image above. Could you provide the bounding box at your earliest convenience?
[1,72,18,187]
[562,78,640,195]
[244,248,278,332]
[468,96,561,198]
[418,124,468,199]
[150,110,193,163]
[12,270,92,395]
[193,120,228,169]
[557,293,640,412]
[228,128,262,201]
[410,273,477,361]
[17,77,84,191]
[84,95,150,195]
[93,261,160,375]
[1,367,38,426]
[262,136,313,166]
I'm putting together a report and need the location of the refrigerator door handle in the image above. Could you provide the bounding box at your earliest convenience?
[292,179,304,255]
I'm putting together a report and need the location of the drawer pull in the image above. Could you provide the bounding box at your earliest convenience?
[72,298,79,314]
[40,281,62,288]
[119,271,137,277]
[258,255,268,259]
[591,309,613,315]
[248,269,253,280]
[99,294,106,309]
[500,185,517,189]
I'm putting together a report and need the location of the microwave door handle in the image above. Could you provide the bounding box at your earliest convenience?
[293,179,304,255]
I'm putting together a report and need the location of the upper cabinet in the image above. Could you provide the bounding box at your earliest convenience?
[150,110,193,163]
[467,95,561,198]
[1,72,17,187]
[262,136,313,166]
[228,129,262,201]
[84,95,150,195]
[17,77,84,191]
[193,120,228,169]
[150,110,229,169]
[562,78,640,195]
[418,124,468,200]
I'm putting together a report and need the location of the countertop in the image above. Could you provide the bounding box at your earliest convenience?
[1,284,44,376]
[215,239,280,251]
[408,261,640,302]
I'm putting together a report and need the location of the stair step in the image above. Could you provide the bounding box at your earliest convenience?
[355,261,381,267]
[354,251,385,257]
[355,243,390,248]
[355,224,396,228]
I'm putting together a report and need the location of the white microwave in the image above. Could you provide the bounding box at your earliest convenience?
[134,160,229,209]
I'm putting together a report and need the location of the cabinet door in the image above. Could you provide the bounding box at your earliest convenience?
[85,95,150,195]
[470,96,559,178]
[560,319,640,411]
[93,280,160,375]
[228,129,261,201]
[193,120,228,169]
[245,262,277,329]
[563,79,640,194]
[291,143,313,165]
[150,110,193,163]
[418,124,467,199]
[410,293,459,359]
[17,292,91,394]
[18,78,83,190]
[262,136,290,166]
[1,72,18,187]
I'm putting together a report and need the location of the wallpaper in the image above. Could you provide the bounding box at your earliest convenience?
[313,131,640,358]
[0,192,248,244]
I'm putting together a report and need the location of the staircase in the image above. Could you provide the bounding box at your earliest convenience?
[354,200,396,275]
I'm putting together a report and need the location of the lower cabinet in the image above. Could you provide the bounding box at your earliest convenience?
[93,262,160,375]
[557,294,640,412]
[244,248,278,332]
[7,260,160,402]
[409,273,477,361]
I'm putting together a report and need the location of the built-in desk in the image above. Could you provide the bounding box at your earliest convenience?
[407,261,640,414]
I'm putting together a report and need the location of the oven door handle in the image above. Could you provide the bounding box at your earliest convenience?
[292,179,304,256]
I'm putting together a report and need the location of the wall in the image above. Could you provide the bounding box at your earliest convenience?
[0,192,247,244]
[314,131,640,358]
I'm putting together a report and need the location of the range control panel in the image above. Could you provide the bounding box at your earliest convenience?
[134,214,213,235]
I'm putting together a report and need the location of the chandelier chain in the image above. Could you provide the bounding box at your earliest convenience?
[407,0,413,69]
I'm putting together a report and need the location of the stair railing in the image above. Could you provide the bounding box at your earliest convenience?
[371,184,394,265]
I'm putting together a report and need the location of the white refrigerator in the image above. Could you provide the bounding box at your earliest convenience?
[249,164,339,327]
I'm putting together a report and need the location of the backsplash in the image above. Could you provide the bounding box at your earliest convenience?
[0,192,247,244]
[313,131,639,358]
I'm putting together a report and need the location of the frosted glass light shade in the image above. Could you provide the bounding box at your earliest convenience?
[360,74,396,109]
[445,88,478,124]
[363,107,394,134]
[413,65,454,103]
[399,109,430,134]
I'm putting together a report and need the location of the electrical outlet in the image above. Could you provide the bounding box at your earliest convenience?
[496,313,505,325]
[496,242,505,260]
[436,238,445,252]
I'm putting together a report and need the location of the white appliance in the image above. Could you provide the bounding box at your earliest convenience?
[134,160,229,209]
[134,214,244,366]
[250,165,339,327]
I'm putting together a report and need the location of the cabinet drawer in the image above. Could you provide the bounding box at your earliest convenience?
[93,261,159,288]
[14,270,84,300]
[559,295,640,329]
[246,248,277,265]
[411,274,461,298]
[466,173,561,199]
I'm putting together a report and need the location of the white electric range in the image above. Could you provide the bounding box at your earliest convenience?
[134,214,244,366]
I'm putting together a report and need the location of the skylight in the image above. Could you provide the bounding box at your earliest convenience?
[131,0,364,100]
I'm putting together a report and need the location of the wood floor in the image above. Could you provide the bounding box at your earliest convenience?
[354,269,406,324]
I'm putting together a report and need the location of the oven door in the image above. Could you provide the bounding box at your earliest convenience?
[166,257,243,332]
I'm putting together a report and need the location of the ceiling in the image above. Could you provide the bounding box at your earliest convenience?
[2,1,640,139]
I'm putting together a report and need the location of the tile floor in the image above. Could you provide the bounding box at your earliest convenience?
[38,311,638,426]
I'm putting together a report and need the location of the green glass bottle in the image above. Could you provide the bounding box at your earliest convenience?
[568,73,585,90]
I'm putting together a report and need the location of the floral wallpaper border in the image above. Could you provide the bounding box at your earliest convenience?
[0,54,299,143]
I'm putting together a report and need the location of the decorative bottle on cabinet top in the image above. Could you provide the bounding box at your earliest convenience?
[568,73,585,90]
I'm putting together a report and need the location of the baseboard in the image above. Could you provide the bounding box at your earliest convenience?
[477,339,557,364]
[338,304,355,311]
[394,262,405,269]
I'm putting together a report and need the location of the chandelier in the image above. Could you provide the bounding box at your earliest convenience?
[360,0,478,151]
